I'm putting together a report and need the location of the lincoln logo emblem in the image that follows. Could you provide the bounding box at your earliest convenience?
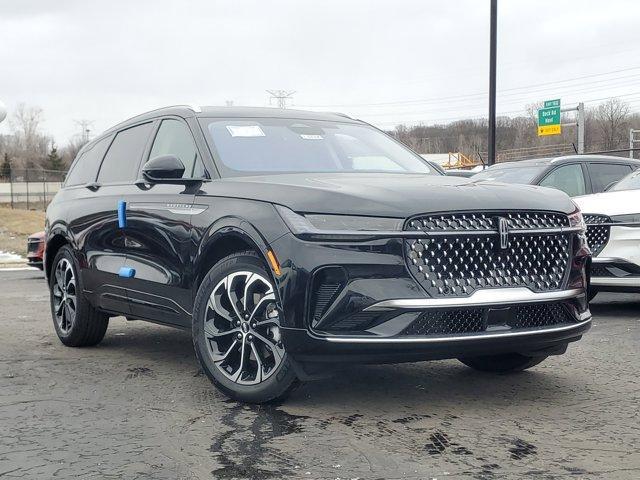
[498,217,509,249]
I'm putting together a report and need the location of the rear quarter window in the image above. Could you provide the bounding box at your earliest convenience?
[64,136,112,187]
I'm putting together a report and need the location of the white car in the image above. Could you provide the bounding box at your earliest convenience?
[573,169,640,299]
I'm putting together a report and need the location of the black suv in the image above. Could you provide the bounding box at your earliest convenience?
[45,106,592,403]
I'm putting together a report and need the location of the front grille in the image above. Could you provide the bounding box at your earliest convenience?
[408,212,568,232]
[402,309,485,335]
[405,212,572,298]
[510,303,573,329]
[401,303,575,336]
[583,214,611,256]
[27,239,41,253]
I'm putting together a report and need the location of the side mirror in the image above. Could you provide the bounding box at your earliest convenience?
[142,154,185,183]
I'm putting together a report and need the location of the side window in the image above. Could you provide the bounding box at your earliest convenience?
[64,136,111,187]
[588,163,632,192]
[97,122,153,184]
[147,119,205,178]
[539,164,586,197]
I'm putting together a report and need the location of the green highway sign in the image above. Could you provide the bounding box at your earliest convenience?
[538,99,561,136]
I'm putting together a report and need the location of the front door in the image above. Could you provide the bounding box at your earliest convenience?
[123,117,208,327]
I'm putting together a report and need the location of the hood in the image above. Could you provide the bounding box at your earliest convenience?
[202,173,576,217]
[574,189,640,217]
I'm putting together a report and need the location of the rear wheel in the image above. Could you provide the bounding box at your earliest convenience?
[192,251,299,403]
[588,288,598,302]
[49,246,109,347]
[458,353,547,373]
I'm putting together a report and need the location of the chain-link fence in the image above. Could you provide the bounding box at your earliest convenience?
[0,168,66,210]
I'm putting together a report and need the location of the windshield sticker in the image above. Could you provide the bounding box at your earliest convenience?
[226,125,265,137]
[300,134,324,140]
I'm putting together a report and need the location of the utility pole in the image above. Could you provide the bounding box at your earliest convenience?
[266,90,296,109]
[630,129,640,159]
[74,119,93,143]
[560,102,585,154]
[487,0,497,166]
[577,102,585,154]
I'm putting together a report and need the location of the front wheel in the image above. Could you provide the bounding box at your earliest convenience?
[458,353,547,373]
[192,251,299,403]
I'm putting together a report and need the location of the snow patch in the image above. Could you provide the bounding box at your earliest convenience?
[0,251,25,264]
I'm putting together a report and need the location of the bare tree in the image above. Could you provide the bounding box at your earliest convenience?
[61,136,88,166]
[6,103,51,169]
[594,98,629,151]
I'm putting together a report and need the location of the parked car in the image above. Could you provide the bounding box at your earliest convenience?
[573,168,640,299]
[44,106,591,403]
[472,155,640,197]
[27,231,45,270]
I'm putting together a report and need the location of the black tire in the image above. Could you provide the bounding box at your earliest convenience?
[588,288,598,302]
[458,353,547,373]
[192,250,299,403]
[49,245,109,347]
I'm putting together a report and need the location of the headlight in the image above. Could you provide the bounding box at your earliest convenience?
[611,213,640,226]
[275,205,402,236]
[568,205,586,232]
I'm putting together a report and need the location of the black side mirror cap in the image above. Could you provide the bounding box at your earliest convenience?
[142,154,186,183]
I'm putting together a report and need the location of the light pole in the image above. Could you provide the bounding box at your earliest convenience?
[487,0,497,166]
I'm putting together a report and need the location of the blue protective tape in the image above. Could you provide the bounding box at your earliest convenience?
[117,200,126,228]
[118,267,136,278]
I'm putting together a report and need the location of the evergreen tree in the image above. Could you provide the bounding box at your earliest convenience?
[46,145,64,171]
[0,153,11,180]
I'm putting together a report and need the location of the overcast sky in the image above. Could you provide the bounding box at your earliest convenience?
[1,0,639,144]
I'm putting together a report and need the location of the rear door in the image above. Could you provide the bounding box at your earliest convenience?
[586,162,633,193]
[122,117,208,327]
[76,121,155,314]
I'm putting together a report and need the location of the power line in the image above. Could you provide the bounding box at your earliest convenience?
[300,66,640,108]
[369,93,640,127]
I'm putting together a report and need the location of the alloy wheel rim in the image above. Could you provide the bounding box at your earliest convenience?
[52,258,77,334]
[204,271,284,385]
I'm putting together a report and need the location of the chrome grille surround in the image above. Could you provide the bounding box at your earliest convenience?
[404,212,573,298]
[583,214,611,257]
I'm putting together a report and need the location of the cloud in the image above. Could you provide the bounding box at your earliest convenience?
[0,0,638,142]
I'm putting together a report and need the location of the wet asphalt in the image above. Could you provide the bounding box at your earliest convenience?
[0,269,639,479]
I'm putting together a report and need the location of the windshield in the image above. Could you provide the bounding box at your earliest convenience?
[472,165,544,184]
[610,169,640,191]
[200,118,436,176]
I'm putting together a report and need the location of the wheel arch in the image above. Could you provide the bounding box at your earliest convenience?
[45,228,73,282]
[193,217,280,298]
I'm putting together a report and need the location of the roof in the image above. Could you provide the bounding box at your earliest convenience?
[490,154,640,169]
[102,105,359,137]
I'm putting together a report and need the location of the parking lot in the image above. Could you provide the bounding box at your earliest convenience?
[0,268,638,479]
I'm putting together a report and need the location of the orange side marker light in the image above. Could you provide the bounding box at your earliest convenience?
[267,250,281,276]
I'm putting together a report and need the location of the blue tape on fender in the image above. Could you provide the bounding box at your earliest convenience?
[118,267,136,278]
[118,200,126,228]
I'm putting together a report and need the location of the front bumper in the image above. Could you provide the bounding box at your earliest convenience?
[590,225,640,291]
[270,231,590,363]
